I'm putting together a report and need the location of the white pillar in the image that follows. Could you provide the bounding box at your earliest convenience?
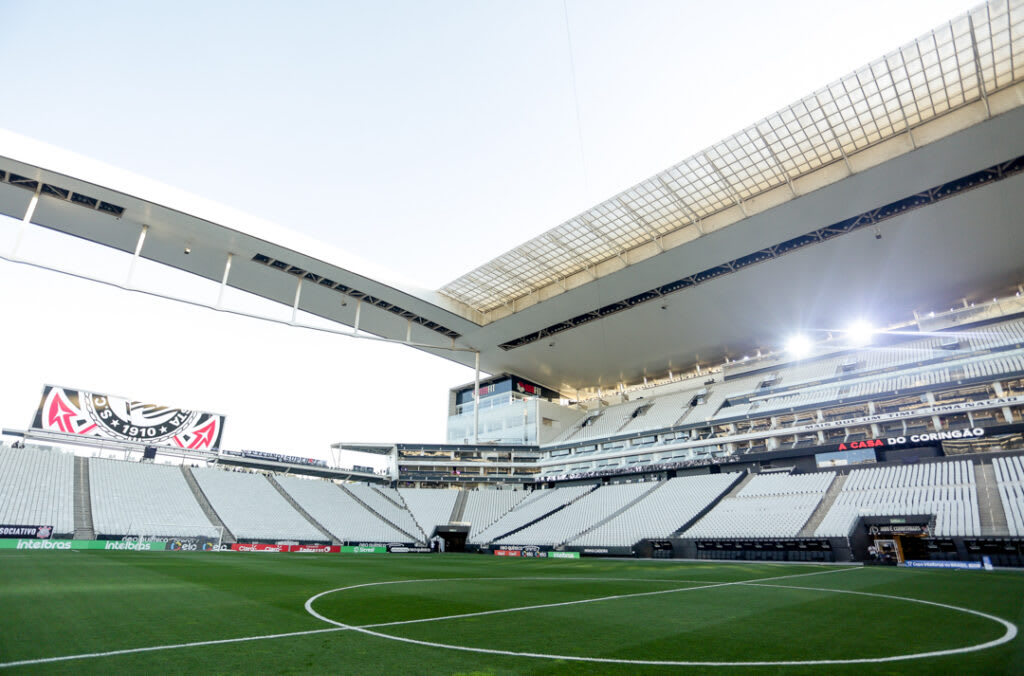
[290,277,302,324]
[473,351,480,444]
[216,253,233,308]
[126,224,149,288]
[10,183,42,258]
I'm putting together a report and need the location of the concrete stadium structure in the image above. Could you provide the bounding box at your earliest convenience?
[2,1,1024,565]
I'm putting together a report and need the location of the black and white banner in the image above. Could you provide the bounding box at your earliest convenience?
[0,525,53,539]
[32,385,225,450]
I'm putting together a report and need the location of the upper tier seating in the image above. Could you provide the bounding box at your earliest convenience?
[749,317,1024,396]
[675,379,751,427]
[470,485,592,544]
[570,472,739,547]
[814,460,979,537]
[730,352,1024,422]
[684,472,834,539]
[549,317,1024,447]
[0,444,74,536]
[993,456,1024,537]
[553,401,651,444]
[276,476,410,543]
[495,482,655,546]
[191,468,324,542]
[89,458,216,538]
[616,391,694,436]
[398,487,459,534]
[463,489,527,540]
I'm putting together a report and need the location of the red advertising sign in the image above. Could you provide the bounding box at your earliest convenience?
[515,381,540,395]
[230,543,339,553]
[231,543,286,552]
[493,549,521,557]
[289,545,340,553]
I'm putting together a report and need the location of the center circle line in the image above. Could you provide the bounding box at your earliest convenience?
[302,570,1016,666]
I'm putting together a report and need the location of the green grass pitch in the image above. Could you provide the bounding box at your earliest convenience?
[1,551,1022,675]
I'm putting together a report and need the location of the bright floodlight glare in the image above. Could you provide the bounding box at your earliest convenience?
[785,334,812,358]
[845,319,875,346]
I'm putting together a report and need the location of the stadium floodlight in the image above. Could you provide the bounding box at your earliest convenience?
[844,319,875,346]
[785,334,812,359]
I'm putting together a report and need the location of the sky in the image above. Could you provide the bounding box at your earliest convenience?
[0,0,978,465]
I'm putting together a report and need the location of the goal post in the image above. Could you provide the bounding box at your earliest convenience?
[121,522,225,550]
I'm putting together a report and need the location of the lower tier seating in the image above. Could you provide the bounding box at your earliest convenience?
[993,456,1024,536]
[276,475,410,543]
[191,468,325,542]
[815,461,979,537]
[571,473,739,546]
[0,444,74,536]
[496,482,654,546]
[90,458,216,538]
[470,485,592,544]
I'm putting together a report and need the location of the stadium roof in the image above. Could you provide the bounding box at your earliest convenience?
[441,0,1024,320]
[1,0,1023,396]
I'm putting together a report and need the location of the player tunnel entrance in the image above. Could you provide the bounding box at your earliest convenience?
[434,524,469,553]
[854,515,933,565]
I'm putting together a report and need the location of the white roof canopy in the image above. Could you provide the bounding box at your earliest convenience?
[440,0,1024,319]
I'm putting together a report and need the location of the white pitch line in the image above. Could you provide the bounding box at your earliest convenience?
[362,581,734,629]
[303,567,1018,667]
[0,569,838,669]
[740,581,1019,663]
[0,575,708,669]
[355,567,856,630]
[9,565,1010,669]
[0,627,346,670]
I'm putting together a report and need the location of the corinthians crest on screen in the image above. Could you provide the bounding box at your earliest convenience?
[32,385,225,450]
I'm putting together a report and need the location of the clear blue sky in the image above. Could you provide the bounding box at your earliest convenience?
[0,0,976,462]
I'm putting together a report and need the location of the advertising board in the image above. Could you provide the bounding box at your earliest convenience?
[0,539,166,551]
[230,543,287,552]
[290,545,341,553]
[547,551,581,559]
[340,546,386,553]
[0,525,53,539]
[903,560,983,569]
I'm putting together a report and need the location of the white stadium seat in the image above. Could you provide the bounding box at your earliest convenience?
[89,458,217,538]
[684,472,834,539]
[191,467,325,542]
[462,489,528,539]
[398,487,459,534]
[276,476,411,543]
[495,482,654,546]
[0,444,74,536]
[571,473,738,547]
[814,460,980,537]
[993,456,1024,536]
